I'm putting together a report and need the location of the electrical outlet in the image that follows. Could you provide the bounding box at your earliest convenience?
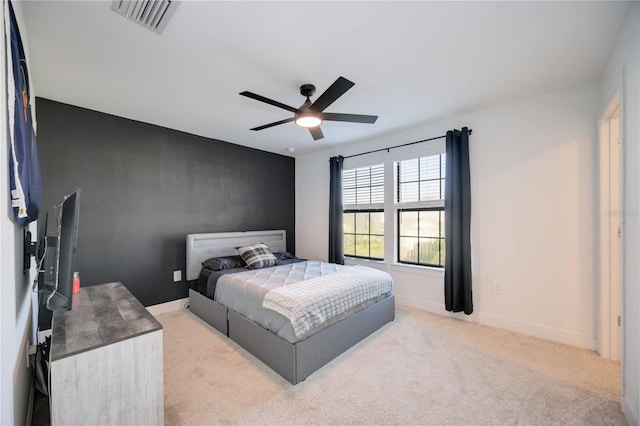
[173,270,182,282]
[492,280,504,295]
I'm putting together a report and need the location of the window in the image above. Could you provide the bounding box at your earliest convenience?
[396,154,446,267]
[343,210,384,259]
[398,208,445,266]
[341,142,446,268]
[342,164,384,260]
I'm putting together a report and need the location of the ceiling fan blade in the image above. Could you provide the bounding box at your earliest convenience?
[250,117,295,131]
[321,112,378,124]
[240,91,300,113]
[310,76,355,112]
[309,126,324,140]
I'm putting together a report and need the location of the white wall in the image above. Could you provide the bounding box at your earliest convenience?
[599,3,640,425]
[297,82,599,351]
[1,2,37,425]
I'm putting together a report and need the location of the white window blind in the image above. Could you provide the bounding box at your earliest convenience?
[343,164,384,207]
[397,154,445,205]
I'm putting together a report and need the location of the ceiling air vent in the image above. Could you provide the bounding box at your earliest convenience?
[111,0,179,34]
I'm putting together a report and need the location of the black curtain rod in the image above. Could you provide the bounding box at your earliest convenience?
[343,128,472,159]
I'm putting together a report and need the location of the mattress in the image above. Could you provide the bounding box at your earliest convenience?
[214,260,392,343]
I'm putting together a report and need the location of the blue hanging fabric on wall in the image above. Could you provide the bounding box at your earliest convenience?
[5,0,41,226]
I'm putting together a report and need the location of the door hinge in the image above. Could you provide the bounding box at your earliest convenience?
[618,316,621,327]
[618,227,621,238]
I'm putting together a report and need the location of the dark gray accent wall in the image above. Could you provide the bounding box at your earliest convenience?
[36,98,295,307]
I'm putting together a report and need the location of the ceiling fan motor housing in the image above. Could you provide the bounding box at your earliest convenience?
[300,84,316,98]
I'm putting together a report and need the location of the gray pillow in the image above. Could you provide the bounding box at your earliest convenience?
[274,251,296,262]
[202,255,246,271]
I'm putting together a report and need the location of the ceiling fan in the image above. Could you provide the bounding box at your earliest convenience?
[239,76,378,141]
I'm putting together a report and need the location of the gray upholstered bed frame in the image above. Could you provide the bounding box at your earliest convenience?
[186,230,395,384]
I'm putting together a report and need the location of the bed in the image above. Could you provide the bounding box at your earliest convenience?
[186,230,395,384]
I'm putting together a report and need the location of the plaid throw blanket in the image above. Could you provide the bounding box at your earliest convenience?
[262,265,392,339]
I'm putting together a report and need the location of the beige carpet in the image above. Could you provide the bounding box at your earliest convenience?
[156,306,625,425]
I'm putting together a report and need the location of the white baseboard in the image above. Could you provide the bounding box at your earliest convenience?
[475,311,597,350]
[394,295,596,350]
[394,295,444,314]
[622,393,639,426]
[147,297,189,316]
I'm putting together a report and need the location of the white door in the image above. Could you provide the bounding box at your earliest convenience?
[598,95,622,363]
[609,108,621,362]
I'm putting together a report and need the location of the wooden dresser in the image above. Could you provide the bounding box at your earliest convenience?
[50,282,164,425]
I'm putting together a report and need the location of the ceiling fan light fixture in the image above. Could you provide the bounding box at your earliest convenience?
[295,114,322,128]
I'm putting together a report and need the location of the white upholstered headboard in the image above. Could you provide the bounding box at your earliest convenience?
[186,230,287,281]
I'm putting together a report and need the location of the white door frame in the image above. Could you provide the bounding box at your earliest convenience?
[597,90,623,361]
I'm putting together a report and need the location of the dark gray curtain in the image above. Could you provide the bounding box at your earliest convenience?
[328,156,344,264]
[444,127,473,314]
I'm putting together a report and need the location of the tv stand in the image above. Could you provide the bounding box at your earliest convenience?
[49,282,163,425]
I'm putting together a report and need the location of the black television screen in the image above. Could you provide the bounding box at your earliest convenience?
[44,189,81,311]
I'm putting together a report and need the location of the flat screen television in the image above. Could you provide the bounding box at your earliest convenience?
[37,189,81,311]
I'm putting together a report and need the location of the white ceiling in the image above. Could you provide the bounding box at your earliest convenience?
[22,1,630,157]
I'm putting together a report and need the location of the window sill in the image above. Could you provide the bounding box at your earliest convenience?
[389,262,444,277]
[344,257,387,271]
[344,257,444,277]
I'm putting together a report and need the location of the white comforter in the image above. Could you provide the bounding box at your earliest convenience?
[262,265,393,338]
